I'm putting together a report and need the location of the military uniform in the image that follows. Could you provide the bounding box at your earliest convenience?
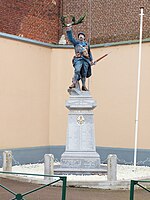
[66,29,93,90]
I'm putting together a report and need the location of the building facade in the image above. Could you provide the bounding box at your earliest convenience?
[0,0,149,166]
[0,0,150,44]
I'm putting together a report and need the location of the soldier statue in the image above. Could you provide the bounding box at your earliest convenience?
[66,25,94,91]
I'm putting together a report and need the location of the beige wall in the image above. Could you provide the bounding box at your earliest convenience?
[0,36,150,149]
[0,38,51,148]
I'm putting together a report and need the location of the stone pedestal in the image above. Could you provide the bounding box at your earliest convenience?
[3,151,12,172]
[55,89,106,174]
[107,154,117,181]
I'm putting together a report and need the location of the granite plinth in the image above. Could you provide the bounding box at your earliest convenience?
[55,89,103,175]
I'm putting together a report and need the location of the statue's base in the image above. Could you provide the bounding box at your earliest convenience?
[54,151,107,175]
[54,167,107,175]
[55,88,106,175]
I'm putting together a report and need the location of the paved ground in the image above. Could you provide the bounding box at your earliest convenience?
[0,178,149,200]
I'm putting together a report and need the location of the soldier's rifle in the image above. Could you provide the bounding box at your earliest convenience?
[92,52,111,66]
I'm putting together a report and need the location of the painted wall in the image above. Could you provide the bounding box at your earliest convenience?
[0,36,51,148]
[49,43,150,150]
[0,34,150,151]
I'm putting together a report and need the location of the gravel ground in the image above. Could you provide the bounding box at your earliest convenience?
[0,178,150,200]
[3,163,149,182]
[0,164,150,199]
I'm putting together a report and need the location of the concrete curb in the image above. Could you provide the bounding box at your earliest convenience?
[0,174,129,189]
[0,174,150,190]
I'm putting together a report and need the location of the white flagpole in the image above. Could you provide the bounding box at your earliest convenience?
[88,0,92,90]
[133,7,144,171]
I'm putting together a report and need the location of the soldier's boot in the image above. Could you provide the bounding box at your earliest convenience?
[69,83,76,89]
[82,85,89,91]
[69,80,80,89]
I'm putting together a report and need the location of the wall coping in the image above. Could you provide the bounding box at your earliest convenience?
[0,31,150,49]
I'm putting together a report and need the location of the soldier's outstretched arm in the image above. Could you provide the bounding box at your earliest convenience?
[66,26,78,46]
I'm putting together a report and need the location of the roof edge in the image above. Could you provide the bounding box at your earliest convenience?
[0,32,150,49]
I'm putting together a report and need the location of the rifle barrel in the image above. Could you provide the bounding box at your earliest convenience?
[95,53,108,63]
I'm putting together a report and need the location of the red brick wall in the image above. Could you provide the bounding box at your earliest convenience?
[62,0,150,44]
[0,0,150,44]
[61,0,90,44]
[0,0,61,43]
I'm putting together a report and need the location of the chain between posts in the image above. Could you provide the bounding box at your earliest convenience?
[1,153,150,167]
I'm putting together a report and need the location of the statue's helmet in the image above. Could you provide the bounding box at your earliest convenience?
[78,32,85,38]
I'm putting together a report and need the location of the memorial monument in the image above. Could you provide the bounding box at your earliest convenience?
[55,15,107,174]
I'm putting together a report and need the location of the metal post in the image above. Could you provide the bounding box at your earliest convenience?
[88,0,92,90]
[88,0,92,44]
[133,7,144,170]
[61,177,67,200]
[130,180,135,200]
